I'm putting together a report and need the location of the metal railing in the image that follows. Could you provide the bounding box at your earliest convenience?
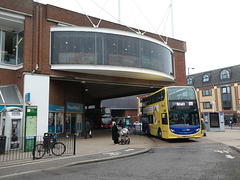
[0,134,76,163]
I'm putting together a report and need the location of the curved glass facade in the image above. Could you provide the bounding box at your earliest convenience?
[51,30,173,75]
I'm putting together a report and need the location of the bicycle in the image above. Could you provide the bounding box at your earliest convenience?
[33,133,66,159]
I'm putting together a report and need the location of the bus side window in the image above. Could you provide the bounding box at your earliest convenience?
[149,115,153,124]
[156,90,165,102]
[161,90,165,101]
[162,113,168,125]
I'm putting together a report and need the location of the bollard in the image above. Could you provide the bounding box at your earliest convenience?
[140,125,141,137]
[33,136,36,160]
[73,134,76,155]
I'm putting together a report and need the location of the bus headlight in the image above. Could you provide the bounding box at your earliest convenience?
[170,129,175,132]
[196,128,200,132]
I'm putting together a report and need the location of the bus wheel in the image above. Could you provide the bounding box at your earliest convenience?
[158,128,162,139]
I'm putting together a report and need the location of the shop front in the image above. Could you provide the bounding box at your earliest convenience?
[66,102,83,135]
[48,104,64,134]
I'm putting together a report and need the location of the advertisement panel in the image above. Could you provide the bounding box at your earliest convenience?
[48,104,64,133]
[24,106,37,152]
[66,102,83,134]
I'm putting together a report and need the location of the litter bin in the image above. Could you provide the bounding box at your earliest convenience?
[0,135,6,154]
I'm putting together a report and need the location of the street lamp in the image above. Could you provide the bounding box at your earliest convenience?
[188,67,195,75]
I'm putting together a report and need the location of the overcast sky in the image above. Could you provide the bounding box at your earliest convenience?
[36,0,240,74]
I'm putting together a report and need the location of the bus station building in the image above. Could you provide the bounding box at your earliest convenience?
[0,0,187,137]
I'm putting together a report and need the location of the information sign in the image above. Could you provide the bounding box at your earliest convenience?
[24,106,37,152]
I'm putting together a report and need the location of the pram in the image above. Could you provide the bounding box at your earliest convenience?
[119,128,130,145]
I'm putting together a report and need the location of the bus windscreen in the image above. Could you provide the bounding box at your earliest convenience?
[169,111,200,127]
[167,87,196,101]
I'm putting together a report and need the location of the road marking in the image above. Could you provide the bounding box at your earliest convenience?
[226,155,235,159]
[223,150,229,154]
[214,149,229,154]
[214,150,224,153]
[214,149,235,159]
[103,152,121,156]
[125,149,135,152]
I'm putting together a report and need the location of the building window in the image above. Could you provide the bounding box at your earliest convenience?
[187,77,193,85]
[203,102,212,109]
[220,69,230,80]
[51,30,173,76]
[221,86,232,109]
[202,74,210,82]
[0,30,24,65]
[0,85,22,105]
[202,89,212,96]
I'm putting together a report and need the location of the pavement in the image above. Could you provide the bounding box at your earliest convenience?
[204,126,240,152]
[0,126,240,179]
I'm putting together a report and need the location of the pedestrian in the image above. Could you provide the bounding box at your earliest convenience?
[229,120,232,129]
[112,121,119,145]
[201,118,206,136]
[85,121,92,139]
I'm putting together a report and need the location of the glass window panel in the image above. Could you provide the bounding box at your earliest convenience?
[203,89,211,96]
[222,87,227,93]
[0,93,3,104]
[221,86,232,109]
[1,31,17,65]
[51,31,173,75]
[203,102,212,109]
[220,69,230,79]
[17,31,24,64]
[0,30,1,63]
[203,74,209,82]
[187,78,192,85]
[0,86,20,104]
[96,34,103,65]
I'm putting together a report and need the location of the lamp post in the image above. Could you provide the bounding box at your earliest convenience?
[188,67,195,75]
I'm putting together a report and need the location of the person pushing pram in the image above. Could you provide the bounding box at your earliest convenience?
[119,128,130,145]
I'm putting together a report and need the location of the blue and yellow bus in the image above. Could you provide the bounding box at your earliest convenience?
[141,86,201,139]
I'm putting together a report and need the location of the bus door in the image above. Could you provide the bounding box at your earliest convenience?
[161,113,168,138]
[148,115,157,136]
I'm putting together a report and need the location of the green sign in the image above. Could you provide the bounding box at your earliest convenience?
[24,106,37,152]
[24,137,35,152]
[125,118,130,125]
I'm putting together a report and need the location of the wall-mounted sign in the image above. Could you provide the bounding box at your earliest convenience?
[25,93,30,104]
[66,102,83,113]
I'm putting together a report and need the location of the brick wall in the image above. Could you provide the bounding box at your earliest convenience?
[0,0,33,15]
[174,51,187,86]
[1,0,187,99]
[49,80,85,105]
[0,69,16,85]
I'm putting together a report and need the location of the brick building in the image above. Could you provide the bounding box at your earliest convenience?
[0,0,187,136]
[187,65,240,124]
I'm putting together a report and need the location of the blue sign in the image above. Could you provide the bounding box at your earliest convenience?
[0,105,23,111]
[25,93,30,103]
[66,102,83,113]
[49,104,64,112]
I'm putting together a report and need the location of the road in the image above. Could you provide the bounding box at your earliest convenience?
[4,137,240,180]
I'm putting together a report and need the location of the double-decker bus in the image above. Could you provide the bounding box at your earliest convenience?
[100,107,112,128]
[85,107,112,129]
[141,86,201,139]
